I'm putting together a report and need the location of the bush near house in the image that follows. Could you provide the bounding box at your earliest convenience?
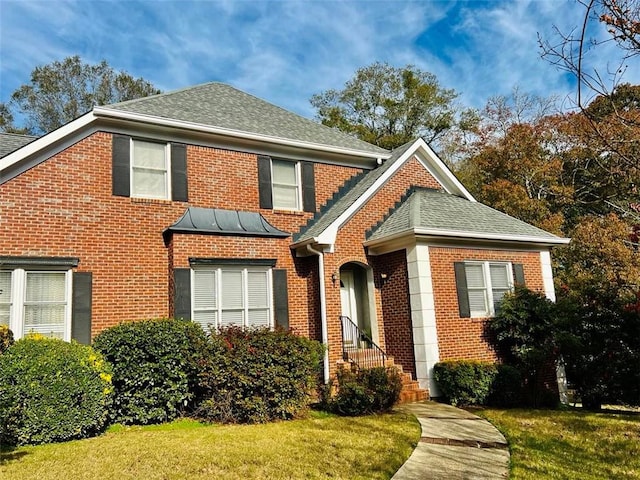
[194,326,324,424]
[0,336,113,446]
[321,365,403,416]
[434,360,523,407]
[434,360,497,406]
[92,318,210,425]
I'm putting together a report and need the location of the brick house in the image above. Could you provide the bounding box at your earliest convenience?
[0,83,568,396]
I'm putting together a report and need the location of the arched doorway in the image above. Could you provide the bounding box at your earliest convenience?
[339,262,377,343]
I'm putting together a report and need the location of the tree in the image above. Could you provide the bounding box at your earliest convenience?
[5,56,161,135]
[540,1,640,184]
[310,62,458,150]
[554,214,640,408]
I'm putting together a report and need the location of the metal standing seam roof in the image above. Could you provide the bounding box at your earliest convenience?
[0,132,38,158]
[102,82,389,156]
[366,187,565,242]
[165,207,290,238]
[293,141,415,243]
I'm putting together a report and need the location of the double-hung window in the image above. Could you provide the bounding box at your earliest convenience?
[271,159,300,210]
[0,269,72,340]
[192,266,272,330]
[455,261,517,318]
[257,155,315,212]
[131,139,170,199]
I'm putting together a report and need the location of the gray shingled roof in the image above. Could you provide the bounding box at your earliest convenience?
[367,187,564,242]
[103,83,388,155]
[0,132,38,158]
[293,141,415,243]
[166,207,290,238]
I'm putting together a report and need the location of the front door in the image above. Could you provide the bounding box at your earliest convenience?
[340,270,358,346]
[340,270,358,325]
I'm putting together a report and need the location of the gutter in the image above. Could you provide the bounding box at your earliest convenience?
[306,244,330,384]
[364,228,571,248]
[93,107,390,161]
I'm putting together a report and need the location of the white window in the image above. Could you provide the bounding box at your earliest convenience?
[464,262,513,317]
[0,271,11,327]
[131,139,170,199]
[0,270,72,340]
[192,266,272,330]
[271,159,300,210]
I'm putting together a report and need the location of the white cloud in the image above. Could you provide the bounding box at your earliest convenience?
[1,0,638,119]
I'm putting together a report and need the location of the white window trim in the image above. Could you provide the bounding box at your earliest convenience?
[271,159,302,211]
[191,265,274,330]
[130,139,172,200]
[2,269,73,341]
[465,261,513,318]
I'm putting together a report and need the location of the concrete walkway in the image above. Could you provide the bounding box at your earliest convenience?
[392,401,510,480]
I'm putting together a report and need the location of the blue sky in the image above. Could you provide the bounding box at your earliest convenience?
[1,0,638,121]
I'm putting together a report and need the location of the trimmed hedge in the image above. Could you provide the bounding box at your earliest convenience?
[0,336,113,446]
[322,366,403,416]
[194,327,324,424]
[93,318,209,425]
[434,360,497,406]
[434,360,524,407]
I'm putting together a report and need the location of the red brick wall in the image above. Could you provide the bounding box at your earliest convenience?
[428,246,544,362]
[373,249,415,377]
[0,131,362,337]
[323,156,442,371]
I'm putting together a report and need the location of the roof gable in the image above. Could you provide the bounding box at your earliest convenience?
[292,138,475,250]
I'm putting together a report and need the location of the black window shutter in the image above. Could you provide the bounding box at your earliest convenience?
[257,155,273,209]
[174,268,191,320]
[112,135,130,197]
[512,263,525,286]
[301,161,316,212]
[273,269,289,329]
[454,262,471,318]
[171,143,188,202]
[72,272,92,344]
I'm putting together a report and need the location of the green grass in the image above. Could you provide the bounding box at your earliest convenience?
[477,408,640,479]
[0,411,420,480]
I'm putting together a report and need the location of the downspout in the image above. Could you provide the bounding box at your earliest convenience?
[306,244,330,383]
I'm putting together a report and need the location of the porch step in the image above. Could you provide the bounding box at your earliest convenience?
[339,346,429,404]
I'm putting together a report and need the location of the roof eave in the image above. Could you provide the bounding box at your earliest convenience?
[364,228,571,248]
[0,112,96,174]
[93,106,390,160]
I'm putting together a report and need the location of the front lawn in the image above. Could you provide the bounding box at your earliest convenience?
[0,411,419,480]
[477,408,640,479]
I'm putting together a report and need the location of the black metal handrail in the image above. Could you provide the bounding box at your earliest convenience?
[339,315,387,369]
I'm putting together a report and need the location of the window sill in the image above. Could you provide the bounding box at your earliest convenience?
[130,197,173,205]
[272,209,306,217]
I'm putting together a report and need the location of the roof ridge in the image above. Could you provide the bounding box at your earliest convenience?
[103,81,223,109]
[0,132,38,139]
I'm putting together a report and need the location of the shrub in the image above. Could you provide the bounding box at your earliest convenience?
[0,325,14,354]
[194,327,323,424]
[433,360,497,406]
[93,318,209,425]
[323,366,403,416]
[488,364,523,407]
[0,336,113,446]
[487,286,560,407]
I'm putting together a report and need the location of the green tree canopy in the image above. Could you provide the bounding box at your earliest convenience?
[310,62,458,150]
[4,56,161,135]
